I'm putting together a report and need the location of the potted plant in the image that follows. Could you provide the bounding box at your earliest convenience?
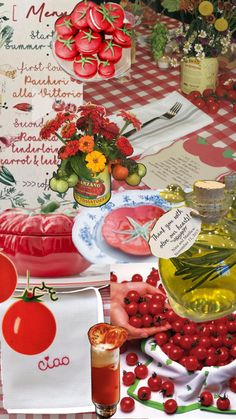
[162,0,235,93]
[40,103,146,207]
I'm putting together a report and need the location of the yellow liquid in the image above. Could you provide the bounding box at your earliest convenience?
[159,222,236,322]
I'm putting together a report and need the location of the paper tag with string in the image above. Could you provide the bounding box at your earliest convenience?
[149,207,201,258]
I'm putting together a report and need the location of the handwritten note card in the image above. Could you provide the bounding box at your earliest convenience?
[149,207,201,258]
[0,0,83,209]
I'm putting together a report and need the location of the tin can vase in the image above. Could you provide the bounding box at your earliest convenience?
[181,57,219,94]
[73,165,111,207]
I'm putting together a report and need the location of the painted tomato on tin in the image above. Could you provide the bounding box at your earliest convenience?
[102,205,165,255]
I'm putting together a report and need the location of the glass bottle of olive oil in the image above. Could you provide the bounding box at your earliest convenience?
[224,172,236,221]
[159,180,236,322]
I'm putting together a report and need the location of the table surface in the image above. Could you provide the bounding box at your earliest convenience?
[1,11,236,419]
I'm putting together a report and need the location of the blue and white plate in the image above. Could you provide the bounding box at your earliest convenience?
[72,190,172,265]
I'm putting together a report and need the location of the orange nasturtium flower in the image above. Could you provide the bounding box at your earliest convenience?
[78,135,94,153]
[85,151,106,173]
[198,0,214,16]
[214,17,229,31]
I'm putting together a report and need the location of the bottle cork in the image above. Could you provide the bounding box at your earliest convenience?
[194,180,225,202]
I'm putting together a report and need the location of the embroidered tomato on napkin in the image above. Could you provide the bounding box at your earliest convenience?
[102,205,165,255]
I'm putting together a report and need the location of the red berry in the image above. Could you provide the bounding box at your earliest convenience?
[229,377,236,393]
[134,363,148,379]
[110,272,117,282]
[132,273,143,282]
[154,332,168,346]
[125,290,140,303]
[163,399,178,414]
[185,356,199,371]
[126,352,138,366]
[199,390,213,406]
[216,395,230,411]
[122,371,136,386]
[161,380,175,397]
[120,397,135,413]
[148,373,162,391]
[138,386,151,401]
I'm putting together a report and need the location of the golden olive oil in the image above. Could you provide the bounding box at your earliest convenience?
[159,180,236,322]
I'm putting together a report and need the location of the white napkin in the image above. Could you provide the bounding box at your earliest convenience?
[112,91,213,157]
[140,338,236,406]
[0,287,103,413]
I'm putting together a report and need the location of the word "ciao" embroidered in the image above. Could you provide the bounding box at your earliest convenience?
[38,355,70,371]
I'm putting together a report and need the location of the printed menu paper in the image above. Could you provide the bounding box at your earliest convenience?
[139,138,230,190]
[0,0,83,209]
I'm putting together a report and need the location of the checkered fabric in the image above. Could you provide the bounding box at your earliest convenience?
[1,11,236,418]
[83,15,236,169]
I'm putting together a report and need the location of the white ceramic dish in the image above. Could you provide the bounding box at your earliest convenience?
[72,190,172,265]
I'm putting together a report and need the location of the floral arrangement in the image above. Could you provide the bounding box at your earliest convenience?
[163,0,235,62]
[40,103,146,194]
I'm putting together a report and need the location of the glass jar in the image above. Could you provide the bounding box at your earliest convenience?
[224,172,236,221]
[159,180,236,322]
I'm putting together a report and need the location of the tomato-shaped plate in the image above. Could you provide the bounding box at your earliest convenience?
[102,205,165,255]
[0,208,90,278]
[72,190,171,264]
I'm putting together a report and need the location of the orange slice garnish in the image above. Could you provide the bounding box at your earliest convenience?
[88,323,128,349]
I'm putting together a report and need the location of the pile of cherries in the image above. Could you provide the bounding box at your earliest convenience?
[186,74,236,114]
[119,351,236,414]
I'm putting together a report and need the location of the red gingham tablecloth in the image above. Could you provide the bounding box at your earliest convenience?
[1,12,236,419]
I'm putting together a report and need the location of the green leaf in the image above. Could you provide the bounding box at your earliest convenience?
[150,343,157,351]
[197,137,208,145]
[70,155,93,180]
[37,197,45,205]
[166,359,173,365]
[157,362,163,367]
[186,385,192,391]
[162,0,180,12]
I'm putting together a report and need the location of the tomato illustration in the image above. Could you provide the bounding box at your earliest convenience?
[104,3,125,33]
[98,40,122,63]
[86,5,110,32]
[2,297,56,355]
[55,35,78,61]
[113,25,131,48]
[98,60,115,78]
[52,100,65,112]
[55,15,78,37]
[73,54,98,78]
[102,205,165,255]
[74,28,102,55]
[0,253,17,302]
[71,1,96,29]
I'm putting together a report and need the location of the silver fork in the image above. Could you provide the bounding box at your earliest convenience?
[125,102,183,138]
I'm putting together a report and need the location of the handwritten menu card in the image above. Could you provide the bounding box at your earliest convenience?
[139,139,230,190]
[0,0,83,209]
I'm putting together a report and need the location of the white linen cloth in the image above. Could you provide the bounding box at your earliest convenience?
[0,287,103,413]
[112,91,213,157]
[142,337,236,404]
